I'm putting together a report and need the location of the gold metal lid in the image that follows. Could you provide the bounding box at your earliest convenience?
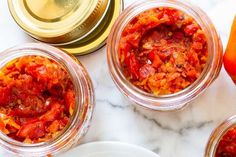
[60,0,124,55]
[8,0,110,45]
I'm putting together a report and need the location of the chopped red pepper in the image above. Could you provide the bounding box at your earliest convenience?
[224,16,236,84]
[64,89,75,116]
[124,52,140,79]
[17,120,46,139]
[139,64,156,79]
[0,56,75,143]
[184,24,199,36]
[119,8,208,95]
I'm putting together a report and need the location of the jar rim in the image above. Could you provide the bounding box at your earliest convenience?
[107,0,223,111]
[0,43,95,156]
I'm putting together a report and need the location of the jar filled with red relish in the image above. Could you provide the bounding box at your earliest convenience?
[0,43,95,156]
[107,0,223,111]
[205,116,236,157]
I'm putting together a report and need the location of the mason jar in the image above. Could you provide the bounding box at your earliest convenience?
[0,43,95,156]
[205,115,236,157]
[107,0,223,111]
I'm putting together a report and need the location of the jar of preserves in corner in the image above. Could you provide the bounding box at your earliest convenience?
[205,116,236,157]
[0,43,95,156]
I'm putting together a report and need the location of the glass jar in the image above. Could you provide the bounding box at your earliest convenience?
[0,43,95,156]
[205,116,236,157]
[107,0,223,111]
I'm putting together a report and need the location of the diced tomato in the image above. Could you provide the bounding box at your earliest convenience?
[40,102,64,122]
[64,90,75,116]
[150,31,162,41]
[148,51,155,61]
[193,30,206,42]
[60,117,69,127]
[192,42,203,50]
[215,126,236,157]
[0,87,11,106]
[0,56,75,143]
[0,119,5,131]
[47,120,60,133]
[173,31,184,40]
[168,73,181,82]
[164,8,180,25]
[48,83,63,96]
[5,125,18,134]
[126,33,141,48]
[17,120,45,139]
[125,53,140,79]
[10,108,45,118]
[119,8,207,95]
[152,55,163,68]
[157,49,172,61]
[0,118,6,134]
[184,24,199,36]
[187,69,197,78]
[139,64,156,79]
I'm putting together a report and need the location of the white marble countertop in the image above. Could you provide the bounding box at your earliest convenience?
[1,0,236,157]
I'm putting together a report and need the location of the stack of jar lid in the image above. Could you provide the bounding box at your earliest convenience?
[8,0,123,55]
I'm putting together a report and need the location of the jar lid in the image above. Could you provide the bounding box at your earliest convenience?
[8,0,110,45]
[60,0,123,55]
